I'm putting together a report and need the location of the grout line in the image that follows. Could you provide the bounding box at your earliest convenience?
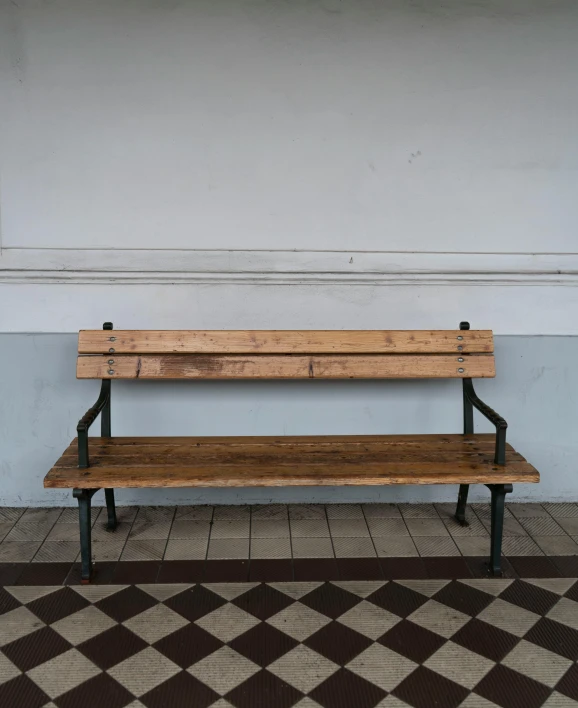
[158,506,177,569]
[115,504,140,566]
[0,510,21,543]
[361,505,380,560]
[324,505,337,559]
[204,506,215,563]
[247,506,252,571]
[29,507,65,563]
[285,505,294,562]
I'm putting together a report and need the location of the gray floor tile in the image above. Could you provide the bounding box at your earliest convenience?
[399,504,439,519]
[0,540,42,562]
[129,521,172,540]
[213,505,251,520]
[501,536,544,556]
[33,541,79,563]
[174,505,213,520]
[542,503,578,518]
[250,538,292,559]
[557,517,578,535]
[366,518,409,536]
[405,518,449,537]
[373,537,419,557]
[413,536,460,557]
[328,519,370,537]
[507,503,550,518]
[362,504,402,518]
[290,520,330,537]
[120,540,166,561]
[291,537,335,558]
[164,538,208,560]
[207,538,249,559]
[332,537,376,558]
[326,505,364,519]
[0,508,26,523]
[250,520,290,538]
[533,535,578,556]
[169,520,211,539]
[518,517,566,536]
[453,537,490,556]
[251,505,288,520]
[288,505,327,520]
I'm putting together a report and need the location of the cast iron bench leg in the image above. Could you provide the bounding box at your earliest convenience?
[73,488,98,584]
[104,488,118,530]
[487,483,513,576]
[455,484,470,526]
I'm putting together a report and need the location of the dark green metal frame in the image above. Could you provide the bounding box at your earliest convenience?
[454,321,511,576]
[74,322,117,582]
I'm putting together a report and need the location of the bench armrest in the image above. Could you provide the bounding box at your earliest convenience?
[463,379,508,465]
[77,380,111,468]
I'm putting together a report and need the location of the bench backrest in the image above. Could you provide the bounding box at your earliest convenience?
[77,329,495,379]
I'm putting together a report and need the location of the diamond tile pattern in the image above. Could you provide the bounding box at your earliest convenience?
[0,579,575,707]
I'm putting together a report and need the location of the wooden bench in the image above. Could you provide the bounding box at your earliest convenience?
[45,322,539,582]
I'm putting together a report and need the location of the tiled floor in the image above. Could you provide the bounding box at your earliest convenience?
[2,503,578,707]
[1,502,578,566]
[1,579,578,707]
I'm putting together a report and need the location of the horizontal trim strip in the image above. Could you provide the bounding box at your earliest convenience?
[2,249,578,286]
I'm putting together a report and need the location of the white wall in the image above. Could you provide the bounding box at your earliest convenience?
[0,1,577,506]
[1,0,577,320]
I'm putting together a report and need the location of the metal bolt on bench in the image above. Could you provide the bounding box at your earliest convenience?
[45,321,539,583]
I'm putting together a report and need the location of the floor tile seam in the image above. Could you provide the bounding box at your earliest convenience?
[323,506,338,560]
[29,510,66,565]
[361,505,381,561]
[156,505,180,581]
[118,505,146,567]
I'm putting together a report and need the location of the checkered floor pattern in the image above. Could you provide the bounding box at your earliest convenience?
[1,580,577,708]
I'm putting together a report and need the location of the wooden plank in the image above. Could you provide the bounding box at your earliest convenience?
[45,461,539,488]
[79,329,494,355]
[77,354,495,379]
[58,433,501,447]
[44,434,539,488]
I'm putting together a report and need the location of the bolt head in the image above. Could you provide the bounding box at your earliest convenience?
[457,346,463,351]
[458,368,465,373]
[109,337,116,342]
[109,348,115,353]
[108,369,115,375]
[108,359,114,365]
[458,357,464,362]
[457,335,463,340]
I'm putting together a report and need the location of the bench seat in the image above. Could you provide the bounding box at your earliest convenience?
[45,434,539,489]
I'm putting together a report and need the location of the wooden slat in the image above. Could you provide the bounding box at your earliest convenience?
[77,354,495,379]
[79,330,494,355]
[44,434,539,489]
[56,433,502,447]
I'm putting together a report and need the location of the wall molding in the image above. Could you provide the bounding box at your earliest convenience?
[1,248,578,286]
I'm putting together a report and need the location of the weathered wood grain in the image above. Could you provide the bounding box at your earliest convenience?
[77,354,495,379]
[79,329,494,355]
[44,434,539,489]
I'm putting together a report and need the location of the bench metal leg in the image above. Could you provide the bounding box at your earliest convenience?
[104,489,118,531]
[73,488,98,584]
[486,483,513,576]
[455,484,470,526]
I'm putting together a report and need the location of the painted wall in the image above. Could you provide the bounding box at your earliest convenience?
[0,333,575,507]
[1,0,577,326]
[2,0,578,254]
[0,1,576,506]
